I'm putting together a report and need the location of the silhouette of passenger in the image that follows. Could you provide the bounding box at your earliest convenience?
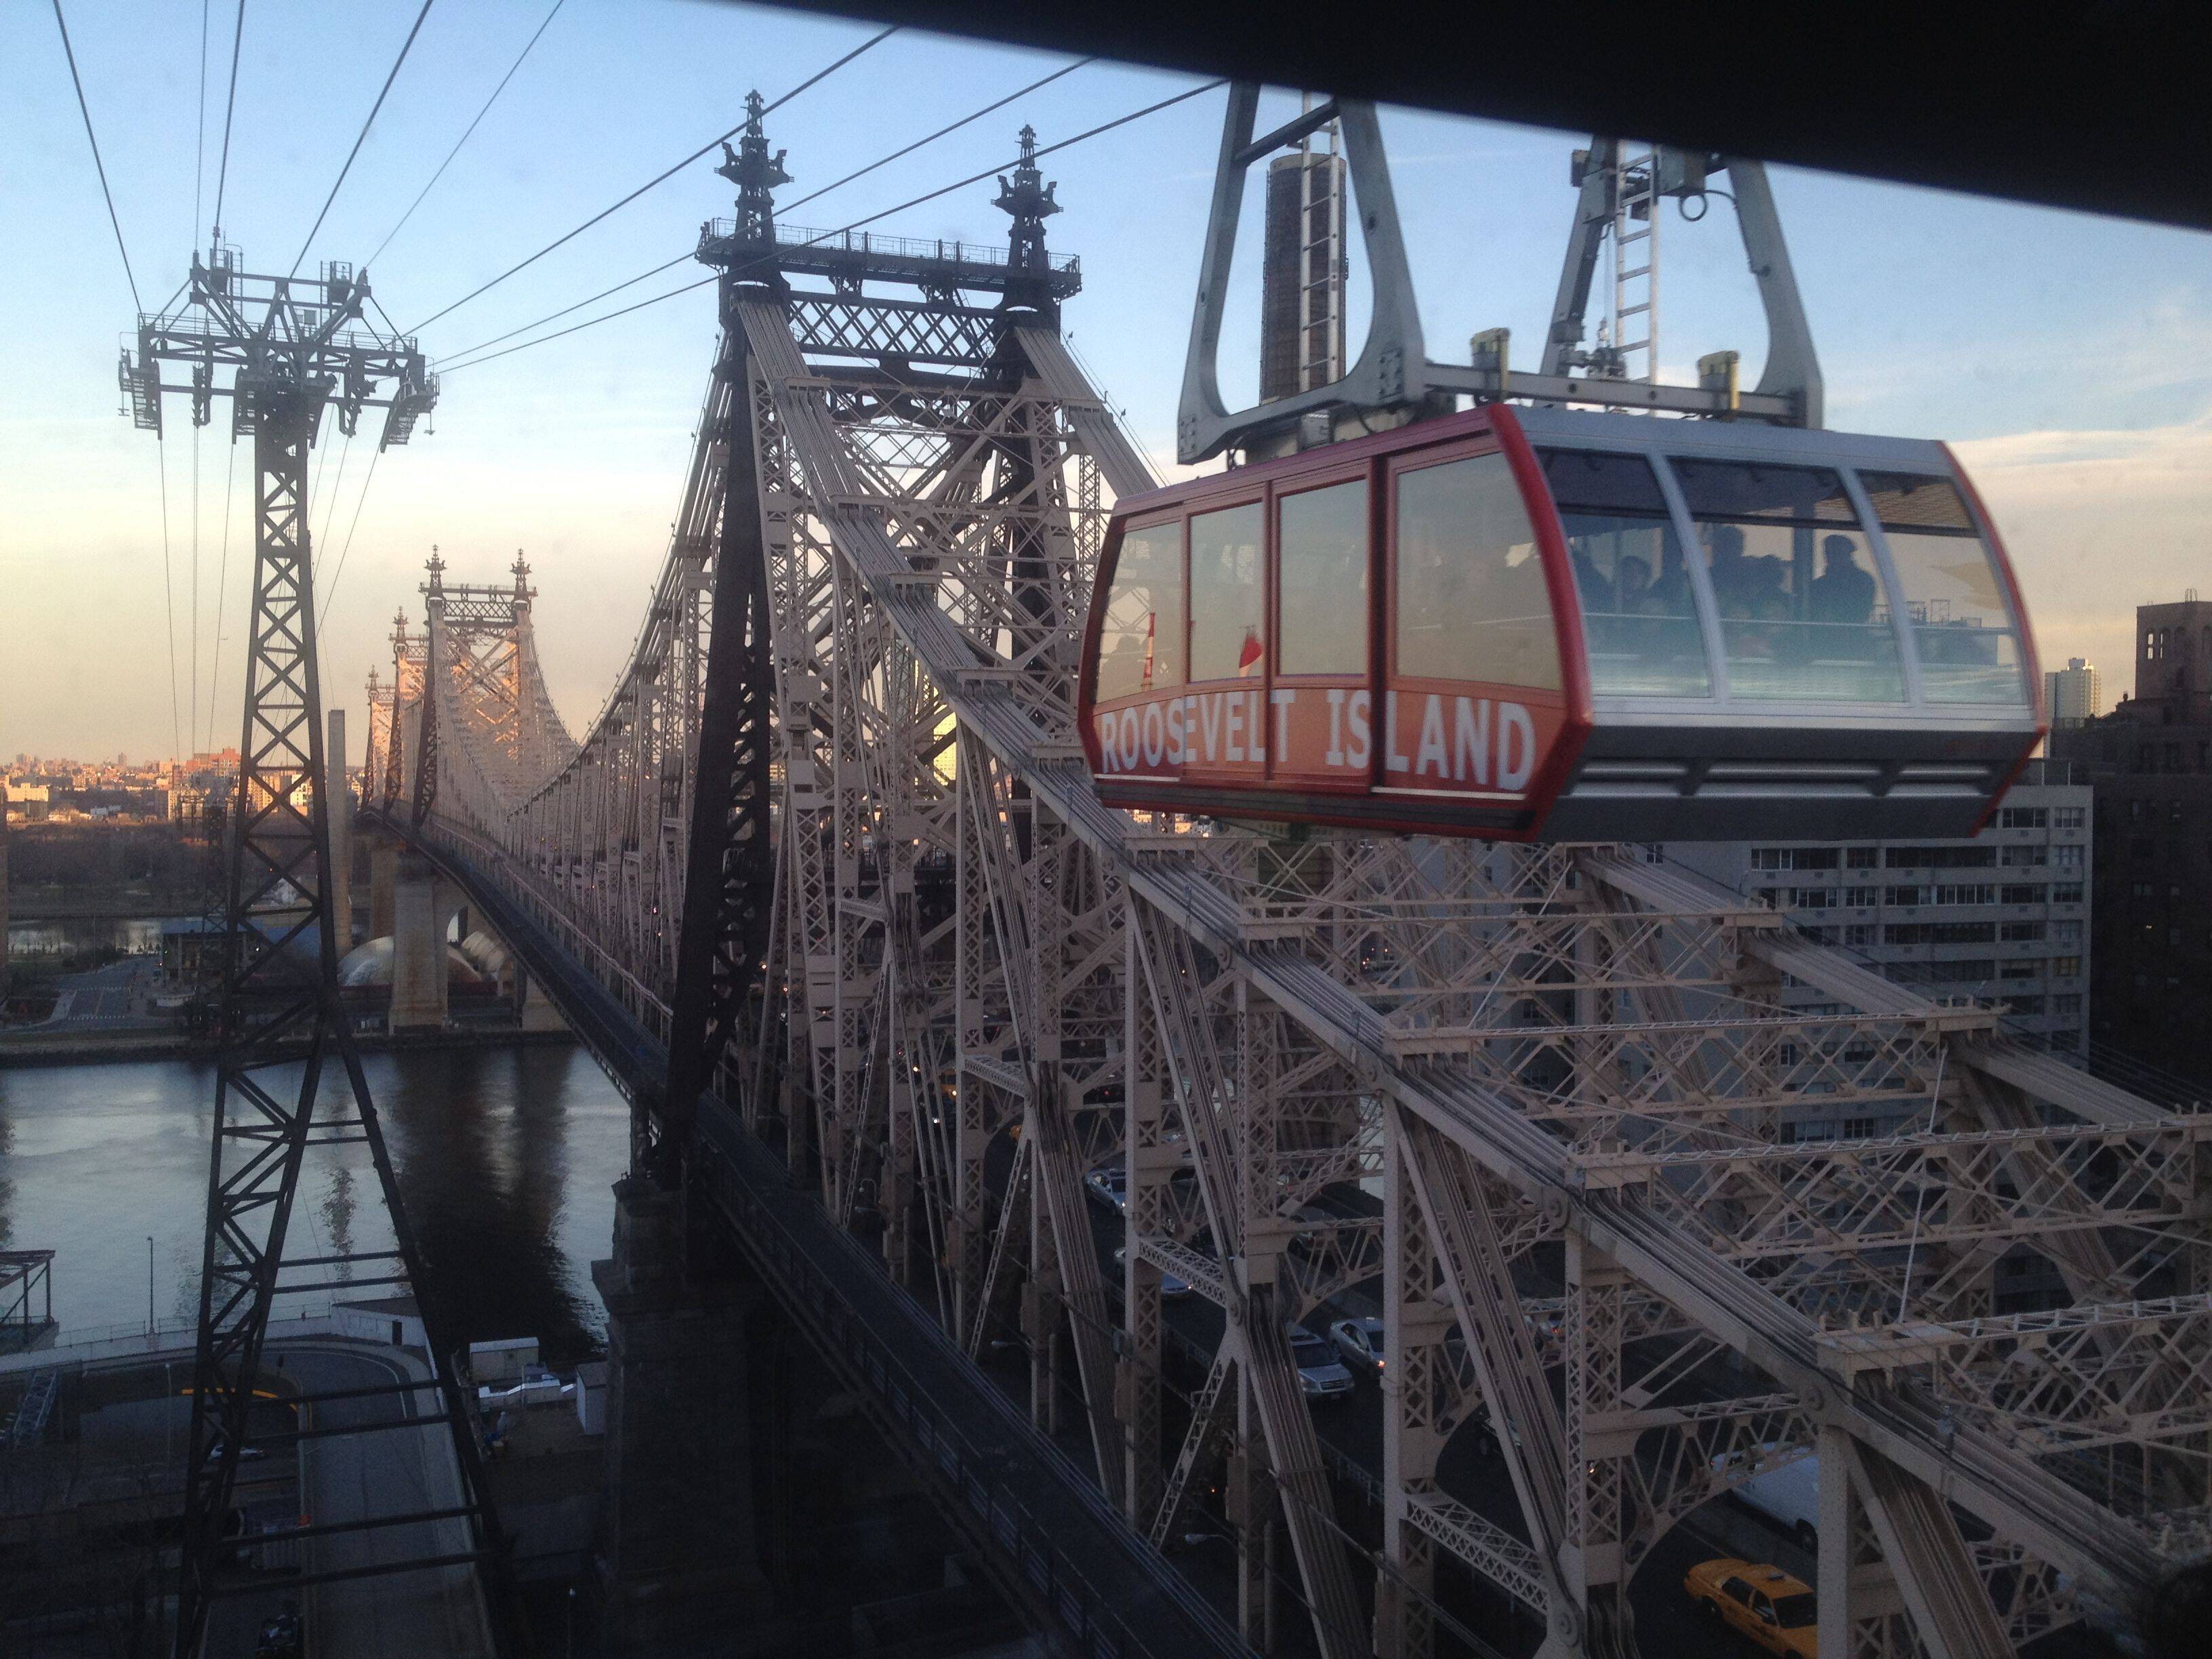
[1706,523,1752,616]
[1811,534,1877,627]
[1618,554,1654,615]
[1571,546,1611,613]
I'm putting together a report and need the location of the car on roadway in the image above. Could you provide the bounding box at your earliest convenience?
[1329,1315,1385,1374]
[1112,1245,1193,1297]
[1286,1324,1355,1402]
[1084,1164,1128,1212]
[1683,1558,1817,1657]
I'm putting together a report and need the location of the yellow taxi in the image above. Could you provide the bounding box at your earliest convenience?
[1683,1557,1818,1656]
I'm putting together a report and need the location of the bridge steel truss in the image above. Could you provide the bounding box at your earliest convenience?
[392,167,2211,1658]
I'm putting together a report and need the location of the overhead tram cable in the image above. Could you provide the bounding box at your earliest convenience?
[50,0,141,311]
[317,445,383,639]
[54,0,186,760]
[289,0,436,277]
[439,76,1226,375]
[366,0,568,268]
[210,0,245,239]
[432,55,1093,367]
[409,22,899,334]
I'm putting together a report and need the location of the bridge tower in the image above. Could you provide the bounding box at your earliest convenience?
[118,253,516,1656]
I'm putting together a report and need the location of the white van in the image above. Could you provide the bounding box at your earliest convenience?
[1729,1455,1818,1551]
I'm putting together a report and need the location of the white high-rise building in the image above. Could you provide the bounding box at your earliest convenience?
[1661,757,2093,1105]
[2045,656,2101,726]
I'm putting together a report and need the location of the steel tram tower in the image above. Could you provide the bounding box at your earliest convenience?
[119,249,513,1656]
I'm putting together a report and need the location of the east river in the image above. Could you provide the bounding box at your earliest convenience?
[0,1044,630,1365]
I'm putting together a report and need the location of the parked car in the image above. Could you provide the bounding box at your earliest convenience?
[1112,1246,1192,1297]
[1682,1558,1816,1657]
[1328,1315,1385,1374]
[1286,1324,1355,1401]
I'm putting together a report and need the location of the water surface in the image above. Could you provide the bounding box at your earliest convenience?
[0,1044,628,1365]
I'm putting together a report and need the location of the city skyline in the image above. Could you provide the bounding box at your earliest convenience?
[5,0,2208,759]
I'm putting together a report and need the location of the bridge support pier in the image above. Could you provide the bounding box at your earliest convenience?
[367,833,397,941]
[594,1175,771,1655]
[390,852,459,1031]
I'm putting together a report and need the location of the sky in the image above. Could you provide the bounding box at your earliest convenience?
[3,0,2208,762]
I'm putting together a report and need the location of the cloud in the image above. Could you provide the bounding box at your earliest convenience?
[1955,411,2212,697]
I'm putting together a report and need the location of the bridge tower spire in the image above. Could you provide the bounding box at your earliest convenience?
[996,123,1063,320]
[715,89,790,281]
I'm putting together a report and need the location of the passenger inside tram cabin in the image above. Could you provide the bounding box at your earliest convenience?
[1811,533,1877,627]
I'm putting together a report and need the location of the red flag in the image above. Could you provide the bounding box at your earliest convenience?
[1237,628,1263,676]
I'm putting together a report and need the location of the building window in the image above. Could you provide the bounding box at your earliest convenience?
[2054,993,2083,1016]
[2007,994,2045,1015]
[2001,845,2047,867]
[2051,1031,2081,1052]
[1847,846,1879,869]
[1845,924,1875,946]
[1885,846,1996,869]
[2053,921,2081,947]
[1841,1116,1878,1139]
[2053,806,2086,830]
[1999,883,2041,905]
[1753,847,1841,872]
[2001,920,2046,943]
[1885,922,1996,945]
[2051,956,2083,979]
[2000,806,2049,829]
[1843,886,1879,907]
[1999,959,2041,979]
[2053,883,2083,903]
[2053,844,2084,869]
[2129,800,2149,824]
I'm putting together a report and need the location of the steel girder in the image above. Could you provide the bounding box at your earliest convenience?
[393,273,2211,1658]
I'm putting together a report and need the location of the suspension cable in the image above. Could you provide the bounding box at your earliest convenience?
[408,24,898,333]
[211,0,245,239]
[50,0,142,311]
[440,77,1225,375]
[365,0,567,268]
[289,0,437,278]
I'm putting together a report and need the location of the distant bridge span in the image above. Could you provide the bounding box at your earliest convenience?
[362,136,2210,1659]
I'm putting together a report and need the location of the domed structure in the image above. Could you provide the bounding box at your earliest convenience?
[337,936,491,989]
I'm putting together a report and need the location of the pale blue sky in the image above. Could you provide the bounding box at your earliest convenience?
[5,0,2207,760]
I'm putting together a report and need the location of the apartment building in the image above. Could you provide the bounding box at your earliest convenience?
[1663,757,2093,1079]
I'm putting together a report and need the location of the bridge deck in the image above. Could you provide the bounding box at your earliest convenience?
[393,819,1250,1659]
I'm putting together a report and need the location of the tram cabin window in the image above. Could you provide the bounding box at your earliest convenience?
[1858,472,2026,704]
[1394,453,1560,689]
[1671,458,1902,702]
[1538,449,1708,697]
[1097,521,1185,703]
[1189,503,1266,682]
[1277,480,1368,676]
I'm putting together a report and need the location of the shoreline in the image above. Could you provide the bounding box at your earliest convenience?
[0,1023,576,1069]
